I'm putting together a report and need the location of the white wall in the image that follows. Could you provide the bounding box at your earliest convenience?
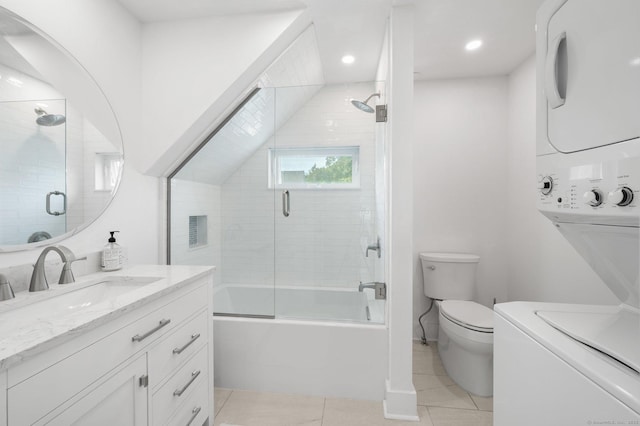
[505,56,618,305]
[412,77,509,340]
[0,0,161,273]
[140,11,305,175]
[0,2,309,281]
[170,180,221,286]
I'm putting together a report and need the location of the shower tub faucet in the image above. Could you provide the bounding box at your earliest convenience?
[366,238,381,258]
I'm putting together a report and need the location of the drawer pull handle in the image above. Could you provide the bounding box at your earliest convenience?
[186,406,202,426]
[174,370,201,397]
[173,333,201,355]
[131,318,171,342]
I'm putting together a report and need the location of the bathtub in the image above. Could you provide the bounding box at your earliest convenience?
[213,285,388,400]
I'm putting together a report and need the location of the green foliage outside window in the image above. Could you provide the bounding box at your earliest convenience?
[305,156,353,183]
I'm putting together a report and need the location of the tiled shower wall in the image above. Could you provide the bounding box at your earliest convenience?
[221,82,381,289]
[170,179,222,285]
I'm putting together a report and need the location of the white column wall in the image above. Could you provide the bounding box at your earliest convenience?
[384,3,418,421]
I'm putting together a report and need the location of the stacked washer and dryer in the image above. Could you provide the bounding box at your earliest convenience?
[494,0,640,424]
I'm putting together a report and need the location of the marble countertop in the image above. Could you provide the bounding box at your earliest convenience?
[0,264,214,370]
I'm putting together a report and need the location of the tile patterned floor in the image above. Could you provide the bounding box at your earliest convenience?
[213,341,493,426]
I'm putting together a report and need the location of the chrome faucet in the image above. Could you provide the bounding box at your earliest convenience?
[358,281,387,299]
[29,245,86,292]
[359,281,378,292]
[366,237,381,258]
[0,274,15,301]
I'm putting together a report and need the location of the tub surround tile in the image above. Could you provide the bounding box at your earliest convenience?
[426,407,493,426]
[213,390,324,426]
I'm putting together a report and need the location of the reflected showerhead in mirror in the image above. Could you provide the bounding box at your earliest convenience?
[34,107,66,126]
[350,93,380,113]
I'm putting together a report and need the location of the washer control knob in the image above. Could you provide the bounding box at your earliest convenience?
[608,187,634,207]
[583,190,603,207]
[538,176,553,195]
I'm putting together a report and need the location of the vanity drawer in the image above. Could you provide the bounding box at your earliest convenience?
[152,346,208,425]
[148,309,208,389]
[166,380,209,426]
[8,283,207,425]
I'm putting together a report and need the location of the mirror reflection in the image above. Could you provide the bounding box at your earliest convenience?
[0,8,123,249]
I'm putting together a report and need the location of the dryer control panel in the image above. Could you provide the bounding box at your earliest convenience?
[537,146,640,226]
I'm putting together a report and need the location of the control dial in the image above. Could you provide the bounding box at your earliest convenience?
[538,176,554,195]
[608,187,634,206]
[583,189,603,207]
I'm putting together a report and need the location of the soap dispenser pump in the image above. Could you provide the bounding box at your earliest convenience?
[101,231,122,271]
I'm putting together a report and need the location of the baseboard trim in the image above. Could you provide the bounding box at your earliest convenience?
[383,379,419,421]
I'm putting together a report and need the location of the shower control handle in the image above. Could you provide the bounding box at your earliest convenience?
[282,190,290,217]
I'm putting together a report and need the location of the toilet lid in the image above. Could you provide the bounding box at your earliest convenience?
[440,300,494,332]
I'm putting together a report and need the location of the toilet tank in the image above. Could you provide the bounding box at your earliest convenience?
[419,252,480,300]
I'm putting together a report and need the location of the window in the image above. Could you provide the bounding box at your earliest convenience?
[269,146,360,189]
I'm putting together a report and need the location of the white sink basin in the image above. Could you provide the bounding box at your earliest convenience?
[0,276,161,331]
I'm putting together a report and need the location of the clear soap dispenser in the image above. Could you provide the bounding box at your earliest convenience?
[101,231,122,271]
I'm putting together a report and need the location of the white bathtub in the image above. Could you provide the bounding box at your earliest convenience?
[213,285,388,400]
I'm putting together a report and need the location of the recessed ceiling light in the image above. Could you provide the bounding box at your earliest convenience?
[465,39,483,51]
[341,55,355,65]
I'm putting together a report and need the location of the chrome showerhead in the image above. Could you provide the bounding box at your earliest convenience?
[350,93,380,113]
[34,107,66,126]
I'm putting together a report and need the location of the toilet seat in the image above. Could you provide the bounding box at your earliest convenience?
[439,300,494,333]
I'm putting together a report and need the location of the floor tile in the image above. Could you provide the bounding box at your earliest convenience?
[413,346,447,376]
[322,399,434,426]
[215,388,233,416]
[427,407,493,426]
[418,380,476,410]
[213,390,324,426]
[470,394,493,412]
[413,373,455,392]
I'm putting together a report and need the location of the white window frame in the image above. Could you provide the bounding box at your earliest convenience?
[268,146,360,189]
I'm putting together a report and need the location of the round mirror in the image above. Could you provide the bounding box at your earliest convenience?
[0,8,123,251]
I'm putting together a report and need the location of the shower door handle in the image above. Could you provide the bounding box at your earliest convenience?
[46,191,66,216]
[282,190,290,217]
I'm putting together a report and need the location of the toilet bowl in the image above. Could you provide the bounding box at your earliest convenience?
[437,300,493,397]
[419,252,494,397]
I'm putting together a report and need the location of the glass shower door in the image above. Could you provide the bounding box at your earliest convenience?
[272,83,386,323]
[169,87,277,318]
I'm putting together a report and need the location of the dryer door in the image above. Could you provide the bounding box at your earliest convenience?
[538,0,640,153]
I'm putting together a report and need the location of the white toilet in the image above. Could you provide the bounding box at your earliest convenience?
[419,252,494,397]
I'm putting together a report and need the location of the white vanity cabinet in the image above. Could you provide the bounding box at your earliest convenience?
[3,269,213,426]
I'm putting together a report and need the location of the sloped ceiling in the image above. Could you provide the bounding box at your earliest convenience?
[173,26,324,185]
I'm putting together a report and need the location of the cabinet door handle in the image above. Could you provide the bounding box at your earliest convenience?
[174,370,201,397]
[186,406,202,426]
[131,318,171,342]
[173,333,201,354]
